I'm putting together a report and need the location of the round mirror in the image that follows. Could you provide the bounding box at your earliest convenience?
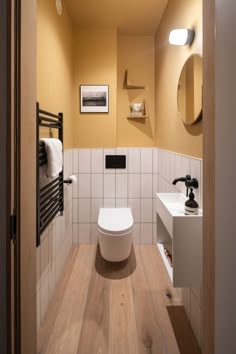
[177,54,202,125]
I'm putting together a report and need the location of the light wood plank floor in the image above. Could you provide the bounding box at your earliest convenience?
[37,245,201,354]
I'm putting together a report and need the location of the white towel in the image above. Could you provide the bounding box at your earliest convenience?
[40,138,63,178]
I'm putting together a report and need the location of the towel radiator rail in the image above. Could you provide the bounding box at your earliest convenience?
[36,102,64,247]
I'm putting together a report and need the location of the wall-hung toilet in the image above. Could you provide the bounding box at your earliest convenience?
[98,208,133,262]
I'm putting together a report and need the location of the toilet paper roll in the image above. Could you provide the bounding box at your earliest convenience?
[64,174,77,185]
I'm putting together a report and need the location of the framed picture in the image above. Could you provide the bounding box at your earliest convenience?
[80,85,109,113]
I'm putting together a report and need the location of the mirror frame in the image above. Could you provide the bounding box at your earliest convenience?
[177,54,203,125]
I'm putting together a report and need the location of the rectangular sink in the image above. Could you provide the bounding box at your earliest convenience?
[156,193,202,238]
[156,192,202,287]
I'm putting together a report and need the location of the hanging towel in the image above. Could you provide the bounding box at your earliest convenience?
[40,138,63,178]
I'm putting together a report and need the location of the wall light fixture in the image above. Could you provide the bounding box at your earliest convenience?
[169,29,195,46]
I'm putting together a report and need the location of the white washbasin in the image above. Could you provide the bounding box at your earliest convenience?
[156,193,202,238]
[156,192,203,287]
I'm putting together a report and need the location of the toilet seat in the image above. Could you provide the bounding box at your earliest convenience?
[98,208,133,236]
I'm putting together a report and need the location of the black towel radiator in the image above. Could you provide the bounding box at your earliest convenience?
[36,102,64,247]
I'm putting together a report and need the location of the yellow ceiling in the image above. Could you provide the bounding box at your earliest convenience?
[64,0,168,34]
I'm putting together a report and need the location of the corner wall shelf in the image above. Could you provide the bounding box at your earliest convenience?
[127,99,148,119]
[124,70,145,89]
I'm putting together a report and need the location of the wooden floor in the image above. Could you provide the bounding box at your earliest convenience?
[37,245,201,354]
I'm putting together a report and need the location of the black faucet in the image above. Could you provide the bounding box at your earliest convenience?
[172,174,198,197]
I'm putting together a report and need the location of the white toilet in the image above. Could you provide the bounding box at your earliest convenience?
[98,208,134,262]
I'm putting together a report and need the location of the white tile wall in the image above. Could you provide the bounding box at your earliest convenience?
[128,149,141,173]
[116,174,128,198]
[37,150,74,331]
[72,148,156,245]
[128,174,141,199]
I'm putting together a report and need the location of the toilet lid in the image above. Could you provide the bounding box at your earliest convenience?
[98,208,133,236]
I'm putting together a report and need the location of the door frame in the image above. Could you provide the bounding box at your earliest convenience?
[0,0,12,353]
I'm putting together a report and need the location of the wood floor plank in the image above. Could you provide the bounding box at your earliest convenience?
[38,245,201,354]
[131,246,180,354]
[139,245,181,304]
[41,245,96,354]
[109,278,139,354]
[76,249,111,354]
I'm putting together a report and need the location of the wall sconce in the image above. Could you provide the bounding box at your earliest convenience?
[169,29,195,46]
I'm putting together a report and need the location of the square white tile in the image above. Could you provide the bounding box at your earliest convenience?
[141,148,153,173]
[91,174,103,198]
[133,223,141,244]
[141,199,153,222]
[128,199,141,222]
[128,149,140,173]
[91,223,100,244]
[190,158,201,207]
[141,223,153,244]
[153,148,159,174]
[116,174,128,198]
[91,199,103,223]
[72,199,79,223]
[104,174,115,198]
[174,154,182,192]
[141,174,153,198]
[152,199,157,223]
[79,224,91,244]
[79,149,91,173]
[72,149,79,174]
[181,155,190,176]
[78,174,90,198]
[91,149,103,173]
[104,199,116,208]
[72,224,79,244]
[79,199,91,222]
[116,199,128,208]
[128,174,141,199]
[152,223,157,244]
[164,151,170,182]
[152,174,159,197]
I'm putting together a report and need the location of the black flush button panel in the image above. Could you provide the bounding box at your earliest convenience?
[106,155,126,169]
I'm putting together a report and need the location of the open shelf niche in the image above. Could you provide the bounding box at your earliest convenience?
[127,99,149,119]
[124,70,145,89]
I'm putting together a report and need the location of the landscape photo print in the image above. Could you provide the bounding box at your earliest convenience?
[80,85,109,113]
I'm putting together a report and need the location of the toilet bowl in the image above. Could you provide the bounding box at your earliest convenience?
[98,208,133,262]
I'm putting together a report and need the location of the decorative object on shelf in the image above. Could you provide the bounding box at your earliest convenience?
[56,0,62,15]
[128,99,148,119]
[124,70,145,89]
[80,85,109,113]
[169,28,195,46]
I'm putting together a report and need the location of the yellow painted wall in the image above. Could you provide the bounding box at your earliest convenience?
[73,29,117,148]
[117,35,155,147]
[155,0,202,158]
[37,0,74,149]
